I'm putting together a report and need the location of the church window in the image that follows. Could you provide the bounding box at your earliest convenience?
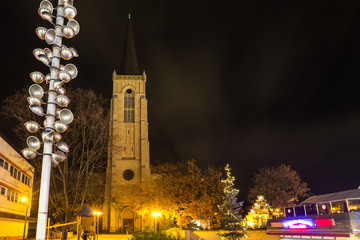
[123,170,134,181]
[124,89,134,122]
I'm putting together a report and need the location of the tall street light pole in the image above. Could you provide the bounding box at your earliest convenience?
[21,191,29,240]
[93,212,102,240]
[152,212,161,234]
[21,1,80,240]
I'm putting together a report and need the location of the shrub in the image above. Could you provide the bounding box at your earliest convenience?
[132,228,184,240]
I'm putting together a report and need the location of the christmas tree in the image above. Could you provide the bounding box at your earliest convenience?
[218,164,248,239]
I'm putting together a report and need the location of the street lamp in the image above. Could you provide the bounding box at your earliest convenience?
[21,0,80,239]
[93,212,102,240]
[151,212,161,234]
[21,191,29,240]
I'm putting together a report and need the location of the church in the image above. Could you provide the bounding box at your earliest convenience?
[102,14,153,233]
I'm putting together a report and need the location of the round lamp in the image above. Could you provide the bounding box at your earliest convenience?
[55,95,70,107]
[24,121,41,133]
[64,64,78,79]
[30,71,45,84]
[26,136,41,151]
[21,148,38,160]
[56,141,69,153]
[29,84,44,98]
[59,109,73,124]
[35,27,47,40]
[54,121,68,132]
[63,5,77,19]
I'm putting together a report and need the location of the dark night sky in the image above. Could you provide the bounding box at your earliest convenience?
[1,1,360,199]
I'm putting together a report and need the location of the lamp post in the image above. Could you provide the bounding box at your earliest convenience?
[151,212,161,234]
[21,1,80,239]
[21,191,29,240]
[93,212,102,240]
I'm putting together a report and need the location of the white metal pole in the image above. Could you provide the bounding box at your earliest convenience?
[36,1,64,239]
[22,198,29,240]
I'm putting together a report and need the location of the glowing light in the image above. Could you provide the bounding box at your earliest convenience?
[152,211,161,217]
[283,219,314,229]
[314,219,334,227]
[21,196,28,202]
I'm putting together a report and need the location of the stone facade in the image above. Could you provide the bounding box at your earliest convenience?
[103,72,151,233]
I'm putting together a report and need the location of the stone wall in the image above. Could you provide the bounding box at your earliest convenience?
[185,230,279,240]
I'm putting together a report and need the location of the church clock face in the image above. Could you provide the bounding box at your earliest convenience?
[123,170,134,181]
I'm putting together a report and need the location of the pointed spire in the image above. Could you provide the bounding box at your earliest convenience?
[119,12,140,75]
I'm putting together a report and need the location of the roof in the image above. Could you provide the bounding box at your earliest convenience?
[119,13,140,75]
[75,207,94,217]
[301,188,360,204]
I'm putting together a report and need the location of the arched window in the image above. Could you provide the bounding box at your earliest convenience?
[124,89,134,122]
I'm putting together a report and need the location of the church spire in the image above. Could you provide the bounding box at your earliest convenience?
[119,12,140,75]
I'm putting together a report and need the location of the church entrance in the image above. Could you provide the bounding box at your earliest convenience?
[123,219,134,233]
[122,208,135,233]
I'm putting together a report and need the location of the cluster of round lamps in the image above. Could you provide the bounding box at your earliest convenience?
[21,0,80,167]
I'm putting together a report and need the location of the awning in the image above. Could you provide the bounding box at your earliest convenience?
[301,188,360,204]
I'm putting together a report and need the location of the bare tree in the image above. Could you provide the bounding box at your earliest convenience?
[2,88,109,223]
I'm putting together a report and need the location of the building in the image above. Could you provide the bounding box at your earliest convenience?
[267,188,360,240]
[0,134,35,239]
[103,14,152,233]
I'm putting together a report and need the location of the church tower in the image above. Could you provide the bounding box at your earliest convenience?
[103,13,151,233]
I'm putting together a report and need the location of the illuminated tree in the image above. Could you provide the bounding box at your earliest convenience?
[218,164,247,239]
[248,164,310,208]
[245,195,271,228]
[130,159,223,229]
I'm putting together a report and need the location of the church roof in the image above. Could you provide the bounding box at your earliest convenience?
[119,13,140,75]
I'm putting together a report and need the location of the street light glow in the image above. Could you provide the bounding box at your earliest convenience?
[152,211,161,217]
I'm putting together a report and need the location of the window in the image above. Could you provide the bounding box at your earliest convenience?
[295,206,306,216]
[10,191,15,202]
[285,207,295,217]
[331,201,348,213]
[17,171,21,181]
[124,89,134,122]
[305,204,318,215]
[13,169,17,179]
[10,165,14,176]
[4,161,8,170]
[7,189,11,200]
[0,187,5,196]
[318,203,331,215]
[0,158,3,168]
[348,200,360,212]
[22,174,25,183]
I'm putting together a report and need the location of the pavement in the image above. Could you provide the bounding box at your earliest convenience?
[97,234,133,240]
[28,234,133,240]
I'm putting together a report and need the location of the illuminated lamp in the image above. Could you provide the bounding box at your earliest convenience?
[314,219,334,227]
[283,219,314,229]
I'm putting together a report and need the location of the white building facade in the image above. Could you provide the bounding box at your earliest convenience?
[0,135,34,239]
